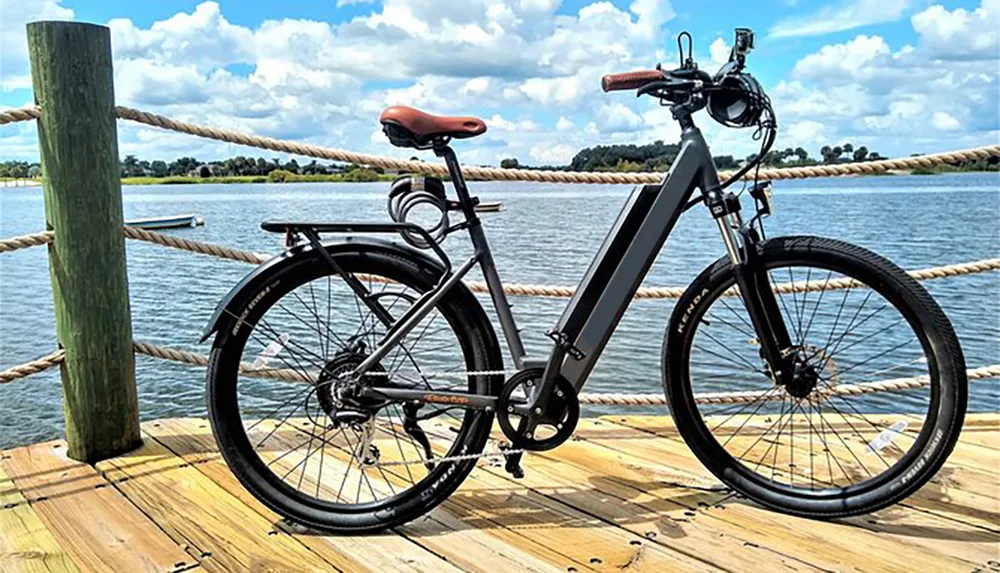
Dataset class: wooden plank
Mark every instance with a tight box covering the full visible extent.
[623,412,1000,475]
[218,417,722,572]
[0,462,81,573]
[587,417,999,570]
[420,420,826,573]
[93,435,340,573]
[0,441,192,573]
[606,414,1000,531]
[306,418,727,573]
[142,418,473,573]
[145,418,566,573]
[208,417,600,573]
[955,413,999,449]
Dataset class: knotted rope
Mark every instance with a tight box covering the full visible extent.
[4,340,996,408]
[0,106,41,125]
[3,104,997,184]
[0,350,64,384]
[123,226,269,265]
[116,227,1000,299]
[124,342,1000,405]
[4,224,998,299]
[0,231,54,254]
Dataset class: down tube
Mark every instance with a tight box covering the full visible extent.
[555,133,712,390]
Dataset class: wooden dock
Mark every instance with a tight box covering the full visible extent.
[1,414,996,572]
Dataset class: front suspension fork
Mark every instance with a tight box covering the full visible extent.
[720,215,795,386]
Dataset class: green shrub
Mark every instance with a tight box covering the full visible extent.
[342,168,380,182]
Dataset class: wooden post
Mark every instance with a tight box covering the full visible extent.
[27,21,141,462]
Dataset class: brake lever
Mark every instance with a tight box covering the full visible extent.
[636,80,692,98]
[670,68,713,83]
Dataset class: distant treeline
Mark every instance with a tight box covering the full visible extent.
[503,141,999,173]
[3,142,997,182]
[0,155,395,180]
[502,141,894,173]
[117,155,393,179]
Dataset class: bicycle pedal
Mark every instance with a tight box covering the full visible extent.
[499,445,525,479]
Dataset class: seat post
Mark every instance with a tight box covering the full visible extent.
[435,144,480,223]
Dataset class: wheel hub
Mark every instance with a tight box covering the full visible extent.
[786,357,819,398]
[782,345,840,399]
[314,343,386,426]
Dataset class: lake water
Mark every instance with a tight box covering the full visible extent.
[1,173,998,449]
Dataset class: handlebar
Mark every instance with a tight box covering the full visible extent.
[601,70,663,92]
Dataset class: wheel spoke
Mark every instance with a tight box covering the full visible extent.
[223,264,483,512]
[685,256,938,494]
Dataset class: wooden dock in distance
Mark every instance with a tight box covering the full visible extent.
[0,414,996,572]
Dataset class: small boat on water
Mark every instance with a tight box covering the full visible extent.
[125,213,205,230]
[474,201,503,213]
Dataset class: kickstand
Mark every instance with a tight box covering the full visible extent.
[499,443,524,479]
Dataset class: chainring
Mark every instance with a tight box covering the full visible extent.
[496,368,579,451]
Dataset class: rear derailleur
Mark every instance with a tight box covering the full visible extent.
[313,344,437,469]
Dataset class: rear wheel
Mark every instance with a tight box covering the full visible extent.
[207,246,502,532]
[664,236,966,518]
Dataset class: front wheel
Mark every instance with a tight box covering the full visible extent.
[664,236,967,518]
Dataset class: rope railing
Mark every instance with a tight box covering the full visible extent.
[0,230,54,254]
[5,340,996,407]
[2,103,998,403]
[115,227,1000,298]
[0,349,64,384]
[123,226,270,265]
[3,224,998,298]
[3,103,998,184]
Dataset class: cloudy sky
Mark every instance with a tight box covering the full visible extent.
[1,0,997,165]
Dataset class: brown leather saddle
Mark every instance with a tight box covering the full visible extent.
[380,106,487,149]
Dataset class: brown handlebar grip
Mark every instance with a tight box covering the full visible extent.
[601,70,663,92]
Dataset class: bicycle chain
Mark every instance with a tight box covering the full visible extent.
[367,443,528,468]
[359,369,518,380]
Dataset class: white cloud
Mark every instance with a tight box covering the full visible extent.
[792,35,893,82]
[2,0,995,166]
[109,2,254,70]
[529,142,575,164]
[784,120,828,145]
[931,111,961,131]
[487,114,538,132]
[777,0,998,154]
[770,0,910,38]
[556,116,575,131]
[595,102,642,132]
[709,37,731,67]
[911,0,999,60]
[1,0,74,90]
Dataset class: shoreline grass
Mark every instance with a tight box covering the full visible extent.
[5,167,996,188]
[120,171,400,185]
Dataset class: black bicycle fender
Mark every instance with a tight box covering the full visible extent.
[199,237,447,343]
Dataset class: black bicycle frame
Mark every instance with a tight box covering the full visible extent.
[306,114,795,414]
